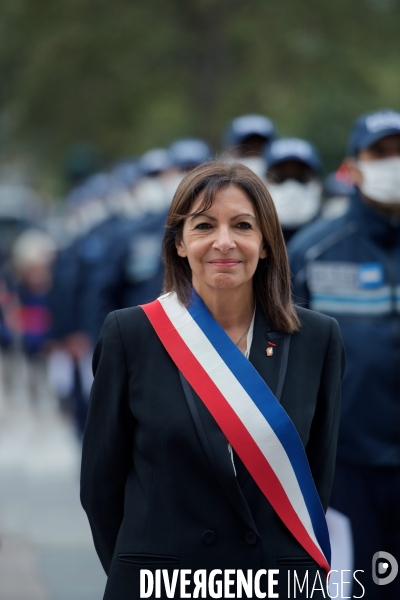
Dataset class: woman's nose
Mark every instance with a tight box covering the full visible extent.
[212,226,236,252]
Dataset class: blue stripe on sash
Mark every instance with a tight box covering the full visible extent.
[187,290,330,563]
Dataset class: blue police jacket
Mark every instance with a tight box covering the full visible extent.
[77,210,167,344]
[288,190,400,468]
[49,215,136,342]
[75,215,134,342]
[49,238,82,340]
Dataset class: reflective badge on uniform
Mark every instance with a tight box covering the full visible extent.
[308,262,360,292]
[307,261,390,316]
[358,263,384,289]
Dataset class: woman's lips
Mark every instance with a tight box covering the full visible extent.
[208,259,241,266]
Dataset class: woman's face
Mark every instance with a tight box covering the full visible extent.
[176,185,266,295]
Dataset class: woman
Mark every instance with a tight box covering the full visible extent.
[80,161,344,599]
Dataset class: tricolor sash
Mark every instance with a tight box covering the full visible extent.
[140,291,331,574]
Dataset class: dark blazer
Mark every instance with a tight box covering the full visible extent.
[80,303,345,599]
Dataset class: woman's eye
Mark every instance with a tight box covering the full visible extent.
[236,222,252,230]
[194,222,212,230]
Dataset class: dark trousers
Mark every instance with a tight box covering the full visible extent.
[330,461,400,599]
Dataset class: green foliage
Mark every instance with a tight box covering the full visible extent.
[0,0,399,179]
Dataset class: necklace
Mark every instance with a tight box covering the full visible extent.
[235,324,251,347]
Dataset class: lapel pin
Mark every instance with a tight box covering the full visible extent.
[266,347,273,357]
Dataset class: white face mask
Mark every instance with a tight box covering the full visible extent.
[358,157,400,203]
[237,156,266,179]
[267,179,322,228]
[161,172,185,201]
[134,177,169,214]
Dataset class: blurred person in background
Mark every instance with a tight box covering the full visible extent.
[168,137,212,179]
[322,165,354,220]
[73,166,160,347]
[223,113,276,178]
[48,176,114,433]
[0,171,48,406]
[135,148,175,214]
[66,172,142,432]
[264,137,323,243]
[168,138,212,169]
[288,108,400,599]
[11,229,57,408]
[111,158,143,219]
[0,175,44,282]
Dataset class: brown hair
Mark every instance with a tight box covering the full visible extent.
[162,161,300,333]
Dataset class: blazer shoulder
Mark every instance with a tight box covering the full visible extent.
[294,305,340,343]
[99,305,143,333]
[291,307,344,377]
[113,305,146,325]
[110,305,160,346]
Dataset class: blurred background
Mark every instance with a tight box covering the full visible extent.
[0,1,399,598]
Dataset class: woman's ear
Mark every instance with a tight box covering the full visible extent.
[259,243,267,260]
[175,237,187,258]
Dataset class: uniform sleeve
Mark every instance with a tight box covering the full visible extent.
[80,311,135,574]
[287,242,311,309]
[306,318,345,511]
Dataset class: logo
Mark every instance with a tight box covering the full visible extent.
[365,111,400,133]
[372,552,398,586]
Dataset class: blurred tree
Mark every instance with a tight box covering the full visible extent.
[0,0,399,182]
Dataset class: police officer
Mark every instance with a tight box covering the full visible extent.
[223,113,276,178]
[111,159,143,218]
[288,109,400,599]
[264,137,323,242]
[168,137,212,172]
[48,178,112,431]
[135,148,173,214]
[74,168,145,343]
[165,137,212,193]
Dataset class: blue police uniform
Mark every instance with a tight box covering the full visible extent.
[288,189,400,598]
[75,214,133,344]
[77,210,166,346]
[49,239,82,341]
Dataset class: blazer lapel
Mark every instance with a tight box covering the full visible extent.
[248,305,291,402]
[179,305,292,532]
[179,372,258,534]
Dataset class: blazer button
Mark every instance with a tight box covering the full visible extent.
[245,531,258,546]
[202,530,216,545]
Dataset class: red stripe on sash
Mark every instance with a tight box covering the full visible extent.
[141,299,330,573]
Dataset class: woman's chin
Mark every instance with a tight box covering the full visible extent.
[208,274,244,289]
